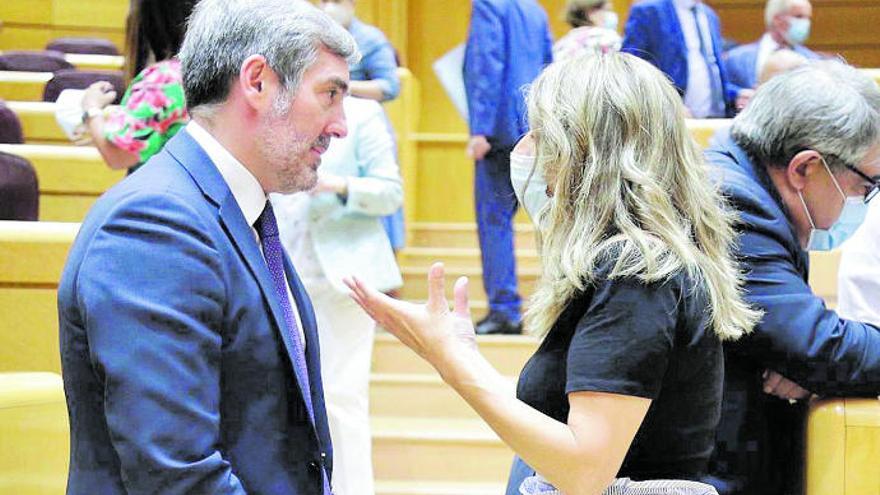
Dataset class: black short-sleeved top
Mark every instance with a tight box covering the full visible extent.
[515,263,723,480]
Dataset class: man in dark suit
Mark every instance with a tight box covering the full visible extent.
[704,60,880,495]
[724,0,818,107]
[464,0,553,335]
[622,0,735,117]
[57,1,358,493]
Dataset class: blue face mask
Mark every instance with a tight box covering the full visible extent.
[797,158,869,251]
[785,17,811,45]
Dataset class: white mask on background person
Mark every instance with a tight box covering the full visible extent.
[322,2,354,29]
[602,11,620,31]
[510,152,551,230]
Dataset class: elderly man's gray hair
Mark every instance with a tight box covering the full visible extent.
[731,59,880,171]
[764,0,803,28]
[179,0,360,111]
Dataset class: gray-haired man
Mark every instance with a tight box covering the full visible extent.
[704,60,880,495]
[58,0,359,493]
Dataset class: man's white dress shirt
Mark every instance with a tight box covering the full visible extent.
[187,120,306,346]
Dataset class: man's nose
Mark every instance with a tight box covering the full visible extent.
[326,110,348,139]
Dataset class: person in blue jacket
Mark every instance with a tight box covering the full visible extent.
[464,0,553,335]
[622,0,735,117]
[723,0,819,111]
[703,59,880,495]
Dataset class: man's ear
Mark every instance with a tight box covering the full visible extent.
[786,149,821,192]
[238,55,274,112]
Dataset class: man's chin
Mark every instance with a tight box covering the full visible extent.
[277,170,319,195]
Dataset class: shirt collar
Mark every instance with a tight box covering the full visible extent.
[186,121,267,228]
[674,0,699,11]
[759,32,782,51]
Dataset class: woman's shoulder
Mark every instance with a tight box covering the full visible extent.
[132,59,184,87]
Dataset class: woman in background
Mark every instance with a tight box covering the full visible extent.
[345,53,759,495]
[80,0,194,172]
[553,0,622,62]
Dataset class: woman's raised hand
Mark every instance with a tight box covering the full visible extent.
[343,262,477,368]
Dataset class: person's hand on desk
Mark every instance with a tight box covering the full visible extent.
[763,369,814,403]
[467,135,492,161]
[344,262,478,369]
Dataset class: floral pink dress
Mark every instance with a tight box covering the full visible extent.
[104,59,188,172]
[552,26,622,62]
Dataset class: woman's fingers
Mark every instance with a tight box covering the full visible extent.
[452,276,471,319]
[425,262,449,314]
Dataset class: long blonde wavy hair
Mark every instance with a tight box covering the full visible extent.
[523,52,761,340]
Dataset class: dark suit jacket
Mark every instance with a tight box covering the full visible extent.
[58,129,333,494]
[703,130,880,495]
[723,40,819,95]
[622,0,736,113]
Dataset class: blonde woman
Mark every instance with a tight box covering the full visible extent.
[345,53,759,495]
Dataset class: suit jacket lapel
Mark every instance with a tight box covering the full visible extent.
[663,0,688,92]
[166,129,316,429]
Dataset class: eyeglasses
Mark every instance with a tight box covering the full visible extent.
[806,149,880,204]
[842,163,880,204]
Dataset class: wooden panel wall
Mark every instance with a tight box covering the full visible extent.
[0,0,128,52]
[710,0,880,67]
[403,0,624,223]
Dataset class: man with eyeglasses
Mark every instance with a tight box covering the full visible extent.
[701,59,880,495]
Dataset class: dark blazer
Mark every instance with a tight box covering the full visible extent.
[703,130,880,495]
[622,0,736,112]
[58,129,333,494]
[723,40,819,94]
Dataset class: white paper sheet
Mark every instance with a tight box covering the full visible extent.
[432,44,469,122]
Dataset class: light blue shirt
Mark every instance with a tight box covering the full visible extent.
[348,18,400,101]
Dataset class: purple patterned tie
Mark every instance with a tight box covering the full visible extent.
[255,201,332,495]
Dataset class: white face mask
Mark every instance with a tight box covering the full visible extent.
[602,11,619,31]
[510,152,551,230]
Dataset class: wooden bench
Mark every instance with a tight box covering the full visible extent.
[0,144,124,221]
[0,52,124,71]
[0,71,53,101]
[0,0,127,53]
[0,221,77,374]
[4,101,67,143]
[0,372,69,494]
[806,398,880,495]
